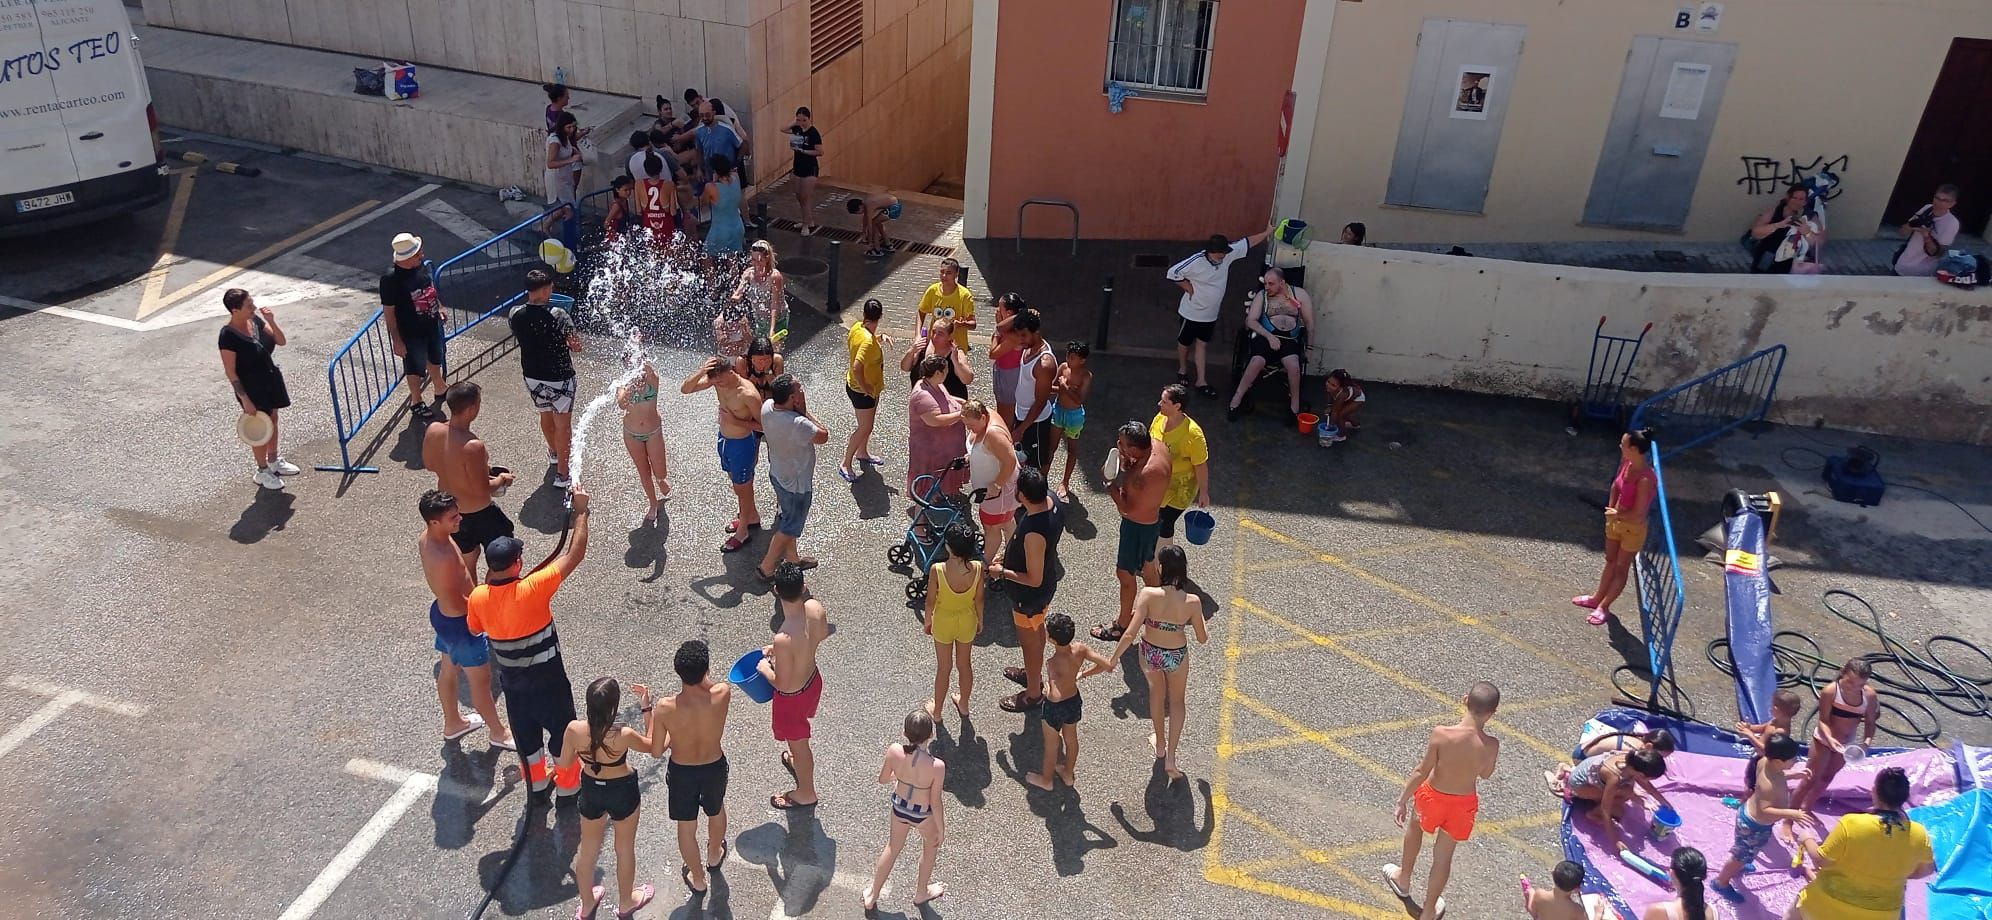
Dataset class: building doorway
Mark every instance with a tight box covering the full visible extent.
[1883,38,1992,235]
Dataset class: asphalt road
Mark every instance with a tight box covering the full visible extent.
[1,143,1987,920]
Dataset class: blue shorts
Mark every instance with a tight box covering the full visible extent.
[771,476,813,538]
[884,200,903,221]
[717,433,759,486]
[1051,403,1085,439]
[429,601,489,668]
[1730,808,1777,864]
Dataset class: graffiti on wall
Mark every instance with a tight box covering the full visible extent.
[1738,155,1849,198]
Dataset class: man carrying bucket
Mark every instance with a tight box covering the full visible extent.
[466,490,592,805]
[1149,384,1211,550]
[760,563,827,810]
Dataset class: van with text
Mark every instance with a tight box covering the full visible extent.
[0,0,166,234]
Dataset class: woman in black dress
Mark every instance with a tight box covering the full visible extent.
[217,288,294,490]
[789,106,824,236]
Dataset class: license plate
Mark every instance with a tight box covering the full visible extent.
[16,192,74,213]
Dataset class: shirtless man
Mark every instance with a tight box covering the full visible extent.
[1092,421,1171,643]
[422,382,517,576]
[649,639,732,897]
[416,489,513,749]
[1384,681,1503,920]
[760,563,828,809]
[681,357,764,552]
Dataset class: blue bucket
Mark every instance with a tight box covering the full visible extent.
[1651,804,1682,841]
[729,649,774,704]
[1183,509,1216,546]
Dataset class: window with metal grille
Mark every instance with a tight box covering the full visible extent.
[811,0,863,72]
[1106,0,1218,97]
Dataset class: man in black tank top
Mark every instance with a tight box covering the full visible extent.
[987,468,1064,712]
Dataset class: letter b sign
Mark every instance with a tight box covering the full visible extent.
[1675,8,1693,28]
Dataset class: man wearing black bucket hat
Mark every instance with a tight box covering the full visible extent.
[1166,227,1270,398]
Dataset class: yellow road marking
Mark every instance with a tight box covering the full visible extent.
[1205,866,1404,919]
[136,199,380,319]
[1233,598,1569,760]
[1231,811,1564,876]
[137,170,197,316]
[1223,692,1586,757]
[1206,483,1248,875]
[1238,517,1619,690]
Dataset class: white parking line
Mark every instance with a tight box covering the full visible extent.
[0,678,149,759]
[277,760,440,920]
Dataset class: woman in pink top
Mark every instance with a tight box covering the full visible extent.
[1575,428,1657,626]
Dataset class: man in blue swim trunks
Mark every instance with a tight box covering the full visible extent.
[417,489,513,749]
[682,356,765,552]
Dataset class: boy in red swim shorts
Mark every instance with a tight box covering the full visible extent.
[1384,681,1502,920]
[760,563,828,809]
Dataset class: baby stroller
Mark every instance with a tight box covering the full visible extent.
[887,458,982,600]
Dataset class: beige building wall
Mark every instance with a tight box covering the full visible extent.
[748,0,971,194]
[1299,0,1992,244]
[140,0,753,108]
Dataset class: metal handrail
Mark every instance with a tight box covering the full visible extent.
[1016,198,1079,256]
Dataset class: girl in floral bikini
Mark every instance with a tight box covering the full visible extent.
[1105,545,1207,779]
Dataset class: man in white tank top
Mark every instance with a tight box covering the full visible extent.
[1009,310,1057,472]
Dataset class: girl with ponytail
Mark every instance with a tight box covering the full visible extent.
[556,676,658,918]
[1790,766,1935,919]
[1641,846,1708,920]
[864,710,947,912]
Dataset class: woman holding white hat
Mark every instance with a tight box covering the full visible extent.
[218,288,296,490]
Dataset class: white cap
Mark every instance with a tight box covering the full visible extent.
[391,232,423,260]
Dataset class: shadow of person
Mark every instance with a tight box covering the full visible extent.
[664,866,733,920]
[1603,612,1653,675]
[935,715,991,808]
[228,489,295,543]
[851,468,894,520]
[432,743,517,850]
[386,410,429,470]
[735,810,838,918]
[1109,771,1213,852]
[1060,493,1099,541]
[625,514,670,582]
[1106,642,1151,720]
[1179,572,1221,621]
[992,725,1118,875]
[474,801,582,916]
[517,482,571,534]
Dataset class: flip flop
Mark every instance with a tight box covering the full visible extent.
[577,884,604,920]
[1089,623,1125,642]
[912,884,946,907]
[614,884,654,919]
[1380,863,1410,900]
[444,714,486,741]
[722,532,751,553]
[1711,882,1746,904]
[706,838,730,872]
[680,866,707,897]
[781,749,796,774]
[837,468,858,483]
[1004,666,1027,686]
[770,793,817,810]
[796,557,818,570]
[997,692,1040,713]
[1572,595,1601,609]
[860,455,887,466]
[491,735,518,752]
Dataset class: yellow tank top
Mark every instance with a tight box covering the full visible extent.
[931,561,981,618]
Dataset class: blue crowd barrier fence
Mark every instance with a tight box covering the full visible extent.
[316,202,571,474]
[1626,345,1787,459]
[1632,440,1688,712]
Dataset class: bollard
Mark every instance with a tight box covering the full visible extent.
[825,240,843,313]
[754,200,769,236]
[1094,274,1114,352]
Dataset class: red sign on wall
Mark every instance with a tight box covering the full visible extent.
[1277,91,1296,156]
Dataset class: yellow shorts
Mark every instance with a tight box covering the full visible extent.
[1605,517,1647,553]
[929,608,978,646]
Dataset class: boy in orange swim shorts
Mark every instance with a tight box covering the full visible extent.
[1384,682,1503,920]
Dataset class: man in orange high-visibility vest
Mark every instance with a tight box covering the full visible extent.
[467,490,592,804]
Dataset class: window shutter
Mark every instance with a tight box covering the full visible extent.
[811,0,864,72]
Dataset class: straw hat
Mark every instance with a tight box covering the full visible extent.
[237,411,274,447]
[391,232,423,260]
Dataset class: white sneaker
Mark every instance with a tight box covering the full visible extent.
[269,457,301,476]
[547,450,559,467]
[553,474,572,489]
[254,468,286,490]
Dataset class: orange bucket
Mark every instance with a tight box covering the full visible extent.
[1296,412,1320,434]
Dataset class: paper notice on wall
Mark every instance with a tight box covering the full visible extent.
[1658,62,1711,120]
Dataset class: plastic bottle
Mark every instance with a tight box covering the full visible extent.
[554,66,566,86]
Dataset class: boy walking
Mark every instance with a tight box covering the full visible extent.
[1384,681,1503,920]
[652,640,732,896]
[1024,613,1111,790]
[1711,732,1809,903]
[761,564,828,810]
[1047,342,1093,499]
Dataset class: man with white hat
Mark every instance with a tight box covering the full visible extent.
[380,232,450,419]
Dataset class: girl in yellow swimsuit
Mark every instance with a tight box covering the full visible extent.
[922,527,984,720]
[617,358,670,523]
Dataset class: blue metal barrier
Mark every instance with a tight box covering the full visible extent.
[1627,345,1787,459]
[1632,440,1688,711]
[315,202,569,474]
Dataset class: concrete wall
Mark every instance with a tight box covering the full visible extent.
[1300,0,1992,245]
[141,0,751,109]
[1296,244,1992,445]
[139,25,633,192]
[747,0,971,194]
[986,0,1304,241]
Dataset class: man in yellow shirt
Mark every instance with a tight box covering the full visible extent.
[841,298,892,481]
[1150,384,1211,547]
[916,258,975,352]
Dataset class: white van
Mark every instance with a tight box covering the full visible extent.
[0,0,166,234]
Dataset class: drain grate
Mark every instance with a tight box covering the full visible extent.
[766,217,953,258]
